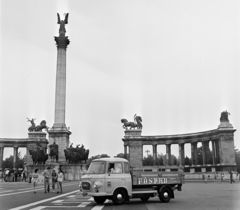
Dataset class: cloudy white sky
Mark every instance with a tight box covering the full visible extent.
[1,0,240,160]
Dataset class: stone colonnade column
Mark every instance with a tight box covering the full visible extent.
[179,143,185,166]
[211,141,216,165]
[194,143,198,165]
[13,146,18,170]
[0,147,4,171]
[152,144,157,166]
[191,143,195,165]
[202,141,206,165]
[166,144,171,165]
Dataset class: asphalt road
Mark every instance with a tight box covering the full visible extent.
[0,181,239,210]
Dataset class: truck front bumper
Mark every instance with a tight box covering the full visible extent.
[81,191,108,197]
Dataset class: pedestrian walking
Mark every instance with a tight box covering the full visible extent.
[32,169,39,193]
[57,168,64,194]
[14,170,18,182]
[43,167,51,193]
[204,173,208,184]
[22,171,27,182]
[214,172,218,183]
[51,169,57,192]
[229,170,235,184]
[236,172,239,183]
[221,172,225,183]
[29,170,32,183]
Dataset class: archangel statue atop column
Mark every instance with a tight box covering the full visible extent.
[57,13,69,35]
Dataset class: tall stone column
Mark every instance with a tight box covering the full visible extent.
[0,147,4,171]
[48,14,71,163]
[13,147,18,170]
[166,144,171,165]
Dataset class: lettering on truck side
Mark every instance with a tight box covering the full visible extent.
[138,177,168,185]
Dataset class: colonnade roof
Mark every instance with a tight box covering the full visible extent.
[0,138,48,147]
[123,128,236,144]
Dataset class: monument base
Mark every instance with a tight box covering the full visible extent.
[48,128,71,163]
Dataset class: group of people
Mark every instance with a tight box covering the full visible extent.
[32,167,64,194]
[1,169,27,182]
[202,171,239,183]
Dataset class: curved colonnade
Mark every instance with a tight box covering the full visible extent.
[123,121,237,172]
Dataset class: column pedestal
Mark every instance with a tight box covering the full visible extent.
[48,128,71,163]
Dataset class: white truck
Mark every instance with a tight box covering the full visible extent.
[79,157,184,205]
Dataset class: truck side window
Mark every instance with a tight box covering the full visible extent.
[108,163,115,173]
[114,163,123,174]
[124,162,129,173]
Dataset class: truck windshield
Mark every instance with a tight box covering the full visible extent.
[87,161,106,174]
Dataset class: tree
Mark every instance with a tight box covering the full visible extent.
[142,155,154,166]
[2,152,24,170]
[86,154,110,165]
[114,153,129,159]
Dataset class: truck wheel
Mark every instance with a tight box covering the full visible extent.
[159,187,171,203]
[112,189,127,205]
[140,196,150,202]
[93,196,106,204]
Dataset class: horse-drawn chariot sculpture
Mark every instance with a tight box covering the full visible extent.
[121,114,143,130]
[27,118,49,132]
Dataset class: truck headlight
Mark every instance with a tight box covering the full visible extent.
[93,181,103,190]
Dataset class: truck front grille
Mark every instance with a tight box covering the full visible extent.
[82,181,91,190]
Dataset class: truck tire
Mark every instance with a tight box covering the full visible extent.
[158,187,172,203]
[140,196,150,202]
[93,196,106,204]
[112,189,127,205]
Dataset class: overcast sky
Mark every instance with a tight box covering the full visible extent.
[1,0,240,160]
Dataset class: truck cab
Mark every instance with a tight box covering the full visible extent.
[79,157,184,205]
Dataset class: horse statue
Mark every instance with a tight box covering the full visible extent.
[35,120,49,132]
[220,110,230,122]
[64,144,89,163]
[27,118,36,132]
[49,142,59,162]
[121,114,143,130]
[29,143,48,164]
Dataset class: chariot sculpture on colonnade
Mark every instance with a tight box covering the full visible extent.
[121,114,143,130]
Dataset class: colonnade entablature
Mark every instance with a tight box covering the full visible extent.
[0,132,48,171]
[122,118,237,173]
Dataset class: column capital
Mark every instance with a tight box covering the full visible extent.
[54,36,70,49]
